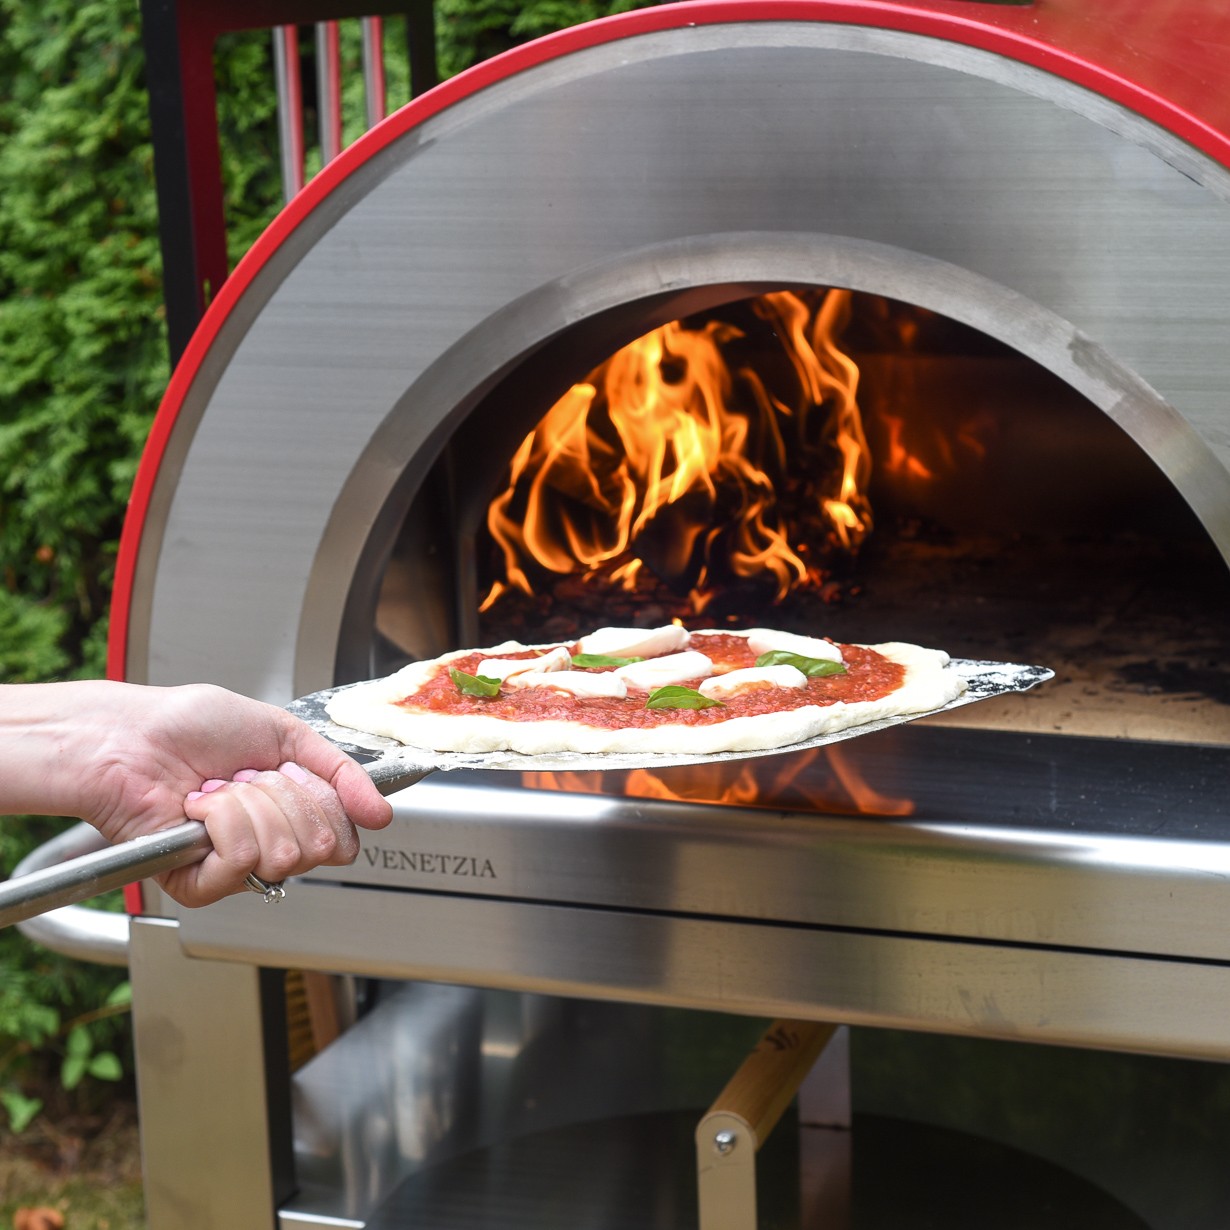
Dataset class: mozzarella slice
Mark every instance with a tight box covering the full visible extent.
[575,624,690,660]
[744,628,843,665]
[698,664,808,701]
[505,670,629,699]
[614,650,714,692]
[476,645,571,682]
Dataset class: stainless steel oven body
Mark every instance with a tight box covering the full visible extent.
[108,7,1230,1227]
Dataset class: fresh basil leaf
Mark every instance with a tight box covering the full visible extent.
[754,650,848,677]
[571,653,645,669]
[449,668,502,697]
[645,685,724,710]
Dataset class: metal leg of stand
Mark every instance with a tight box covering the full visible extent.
[695,1019,837,1230]
[129,917,292,1229]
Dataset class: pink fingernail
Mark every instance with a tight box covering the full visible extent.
[186,790,205,802]
[201,779,228,792]
[279,761,310,784]
[232,769,259,783]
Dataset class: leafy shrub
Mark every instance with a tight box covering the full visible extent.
[436,0,661,77]
[0,1,169,684]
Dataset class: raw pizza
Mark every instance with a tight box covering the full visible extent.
[325,625,967,757]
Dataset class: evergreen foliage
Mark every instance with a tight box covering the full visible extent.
[0,1,166,682]
[435,0,660,77]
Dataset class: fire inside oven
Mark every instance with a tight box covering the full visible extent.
[371,285,1230,803]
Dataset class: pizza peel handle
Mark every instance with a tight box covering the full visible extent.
[0,820,213,930]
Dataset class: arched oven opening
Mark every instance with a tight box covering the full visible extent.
[368,285,1230,775]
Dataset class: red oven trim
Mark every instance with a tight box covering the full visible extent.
[108,0,1230,685]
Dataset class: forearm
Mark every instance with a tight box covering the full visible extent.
[0,680,130,820]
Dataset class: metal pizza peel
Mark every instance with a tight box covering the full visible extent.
[0,658,1051,928]
[289,657,1053,783]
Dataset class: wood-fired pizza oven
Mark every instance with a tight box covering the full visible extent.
[87,2,1230,1226]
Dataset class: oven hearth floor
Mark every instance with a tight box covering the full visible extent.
[470,528,1230,746]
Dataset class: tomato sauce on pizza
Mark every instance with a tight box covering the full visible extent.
[397,636,904,730]
[325,623,964,757]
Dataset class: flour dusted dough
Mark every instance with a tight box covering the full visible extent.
[325,627,966,757]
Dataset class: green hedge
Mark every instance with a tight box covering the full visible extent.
[0,2,292,684]
[435,0,656,75]
[0,1,164,683]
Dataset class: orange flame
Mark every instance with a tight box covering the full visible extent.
[881,414,935,482]
[481,289,873,611]
[879,409,993,486]
[521,744,912,817]
[822,745,914,817]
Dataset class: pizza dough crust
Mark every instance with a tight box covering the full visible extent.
[325,631,965,757]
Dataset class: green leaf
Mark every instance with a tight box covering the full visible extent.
[88,1051,124,1081]
[0,1090,44,1134]
[645,685,724,710]
[754,650,848,678]
[449,668,502,698]
[571,653,644,669]
[65,1023,92,1058]
[105,980,133,1007]
[61,1053,87,1091]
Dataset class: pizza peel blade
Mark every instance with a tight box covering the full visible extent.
[0,658,1050,928]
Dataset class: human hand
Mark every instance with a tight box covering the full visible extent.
[3,680,393,907]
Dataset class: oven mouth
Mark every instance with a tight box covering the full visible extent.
[351,278,1230,750]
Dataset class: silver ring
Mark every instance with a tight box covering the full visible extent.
[244,873,286,903]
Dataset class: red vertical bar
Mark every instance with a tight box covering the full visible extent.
[175,7,230,310]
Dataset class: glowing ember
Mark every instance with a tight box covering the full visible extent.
[481,289,873,615]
